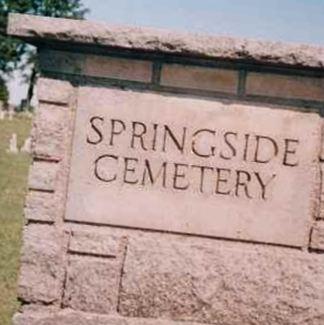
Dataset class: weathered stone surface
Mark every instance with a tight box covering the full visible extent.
[310,222,324,250]
[7,14,324,70]
[246,72,324,101]
[13,309,206,325]
[63,256,121,313]
[28,161,58,191]
[161,64,238,93]
[33,103,68,160]
[119,236,324,325]
[37,77,73,105]
[66,86,321,247]
[18,224,63,304]
[69,230,122,257]
[24,191,56,222]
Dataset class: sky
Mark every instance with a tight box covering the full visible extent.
[8,0,324,105]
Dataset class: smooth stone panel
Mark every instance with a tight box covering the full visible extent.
[65,87,321,247]
[161,64,238,93]
[246,72,324,101]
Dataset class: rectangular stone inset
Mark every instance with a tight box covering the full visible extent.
[246,72,324,101]
[65,87,321,247]
[85,56,153,82]
[161,64,238,93]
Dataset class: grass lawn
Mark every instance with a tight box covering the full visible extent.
[0,114,32,325]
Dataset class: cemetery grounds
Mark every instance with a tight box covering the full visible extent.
[0,114,32,325]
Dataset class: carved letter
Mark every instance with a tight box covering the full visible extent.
[109,119,126,146]
[173,163,189,190]
[123,157,139,184]
[163,125,187,154]
[192,129,216,158]
[220,131,237,160]
[254,172,276,200]
[87,116,104,145]
[235,170,252,199]
[94,154,118,182]
[141,159,167,187]
[253,135,278,164]
[131,121,148,151]
[215,168,231,195]
[283,138,299,167]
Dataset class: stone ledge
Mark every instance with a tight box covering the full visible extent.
[13,309,206,325]
[7,13,324,70]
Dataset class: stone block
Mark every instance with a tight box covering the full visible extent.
[310,222,324,250]
[33,103,68,160]
[63,255,121,313]
[37,78,73,105]
[119,236,324,325]
[28,161,58,192]
[69,229,122,257]
[18,224,63,304]
[246,72,324,101]
[85,55,153,82]
[161,64,238,93]
[24,191,56,222]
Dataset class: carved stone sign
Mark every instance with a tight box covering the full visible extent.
[8,13,324,325]
[66,87,321,247]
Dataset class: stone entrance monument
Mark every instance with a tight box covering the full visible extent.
[8,13,324,325]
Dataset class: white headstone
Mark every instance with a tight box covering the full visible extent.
[8,133,18,154]
[8,106,15,121]
[0,101,4,120]
[21,137,32,153]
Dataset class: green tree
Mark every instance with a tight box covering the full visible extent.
[0,77,8,105]
[0,0,88,109]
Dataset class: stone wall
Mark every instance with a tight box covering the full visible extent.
[8,14,324,325]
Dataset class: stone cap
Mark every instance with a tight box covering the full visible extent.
[7,13,324,70]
